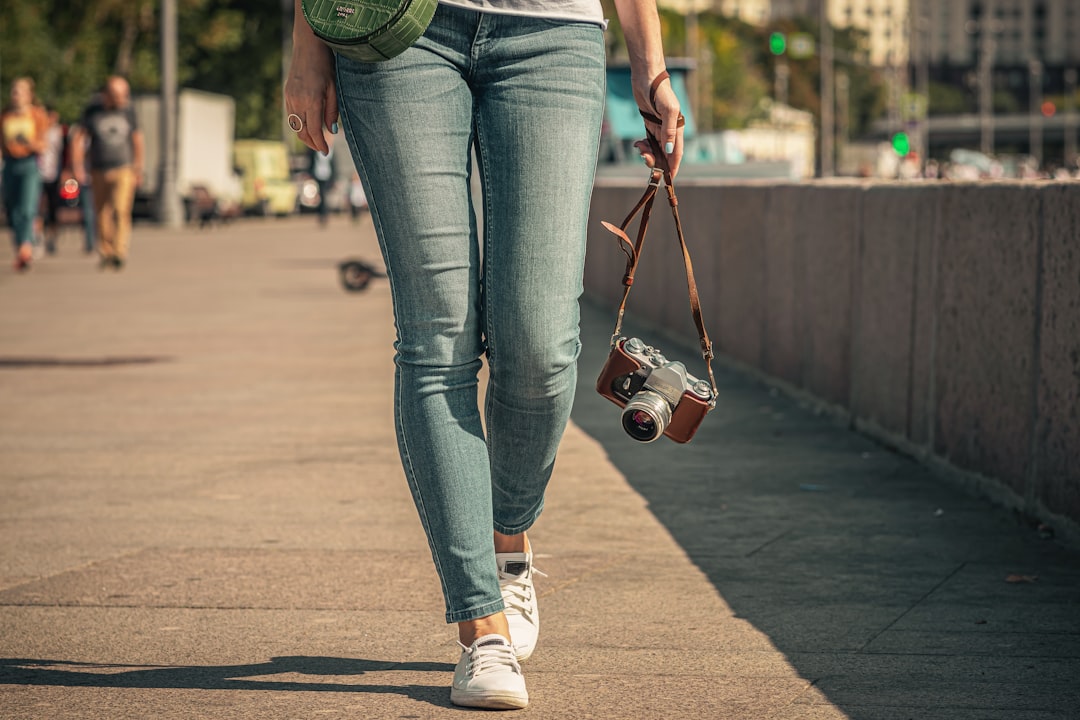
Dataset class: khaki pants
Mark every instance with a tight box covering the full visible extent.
[90,166,136,260]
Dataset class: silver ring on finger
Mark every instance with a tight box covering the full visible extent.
[287,113,304,133]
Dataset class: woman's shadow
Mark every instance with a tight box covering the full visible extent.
[0,656,454,706]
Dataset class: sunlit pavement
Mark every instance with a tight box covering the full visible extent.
[1,215,1078,719]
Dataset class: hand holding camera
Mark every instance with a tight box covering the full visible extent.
[595,139,717,444]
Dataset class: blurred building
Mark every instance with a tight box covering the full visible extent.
[913,0,1080,67]
[714,0,772,25]
[826,0,910,67]
[909,0,1080,123]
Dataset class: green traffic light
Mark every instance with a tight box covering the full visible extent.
[769,32,787,56]
[892,132,911,156]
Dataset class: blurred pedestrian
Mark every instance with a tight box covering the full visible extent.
[70,77,144,271]
[64,118,97,254]
[38,106,64,255]
[309,137,337,226]
[2,77,51,272]
[286,0,683,710]
[77,181,97,254]
[348,170,367,221]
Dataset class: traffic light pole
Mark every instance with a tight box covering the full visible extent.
[914,0,930,173]
[977,5,998,158]
[775,59,789,107]
[820,1,834,177]
[1066,68,1078,170]
[1029,59,1043,168]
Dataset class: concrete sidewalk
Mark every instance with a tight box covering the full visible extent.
[1,217,1078,719]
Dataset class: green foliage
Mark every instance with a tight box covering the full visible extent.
[598,2,886,136]
[928,81,968,116]
[0,0,284,139]
[601,0,769,130]
[993,89,1020,115]
[746,17,886,138]
[702,21,768,129]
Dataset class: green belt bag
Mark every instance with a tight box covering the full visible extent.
[302,0,438,62]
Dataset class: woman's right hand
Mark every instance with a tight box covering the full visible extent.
[285,22,339,155]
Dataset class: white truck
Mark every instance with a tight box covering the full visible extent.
[134,89,241,221]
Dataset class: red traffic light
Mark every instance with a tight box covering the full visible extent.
[1041,101,1056,118]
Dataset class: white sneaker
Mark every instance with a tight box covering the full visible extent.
[450,634,528,710]
[497,552,546,662]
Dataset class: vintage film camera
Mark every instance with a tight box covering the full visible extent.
[596,337,714,444]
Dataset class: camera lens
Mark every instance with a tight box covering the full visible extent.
[620,391,672,443]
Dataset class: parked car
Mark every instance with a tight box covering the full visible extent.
[233,140,298,216]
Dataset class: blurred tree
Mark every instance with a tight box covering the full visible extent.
[747,17,886,139]
[929,81,968,116]
[0,0,283,139]
[177,0,285,139]
[598,3,885,136]
[696,15,769,130]
[993,89,1020,115]
[601,1,768,130]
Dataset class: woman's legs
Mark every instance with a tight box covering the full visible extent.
[337,8,500,627]
[335,6,604,635]
[3,157,42,255]
[472,16,606,537]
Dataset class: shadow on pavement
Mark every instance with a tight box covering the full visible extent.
[0,356,172,369]
[571,298,1080,719]
[0,656,453,705]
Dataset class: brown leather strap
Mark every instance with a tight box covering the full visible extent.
[638,70,686,177]
[601,146,718,405]
[639,71,686,128]
[648,70,670,110]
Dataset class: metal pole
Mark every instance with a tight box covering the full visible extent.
[1066,68,1078,170]
[687,7,700,135]
[1029,59,1043,169]
[836,69,849,168]
[820,0,834,177]
[158,0,183,227]
[978,5,996,157]
[775,59,790,107]
[699,41,713,133]
[915,0,931,172]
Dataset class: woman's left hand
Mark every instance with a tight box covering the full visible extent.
[633,73,684,179]
[285,25,339,155]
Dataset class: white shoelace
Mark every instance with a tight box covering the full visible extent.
[459,638,522,678]
[499,564,547,618]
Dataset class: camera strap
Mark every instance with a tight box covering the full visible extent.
[600,73,718,405]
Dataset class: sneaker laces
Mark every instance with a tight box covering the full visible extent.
[499,563,547,618]
[458,637,522,678]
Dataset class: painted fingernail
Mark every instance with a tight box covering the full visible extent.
[664,141,674,154]
[331,121,339,134]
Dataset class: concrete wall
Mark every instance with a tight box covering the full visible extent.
[584,179,1080,535]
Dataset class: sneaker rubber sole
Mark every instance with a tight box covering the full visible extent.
[449,688,529,710]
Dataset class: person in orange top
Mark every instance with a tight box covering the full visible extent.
[2,77,51,271]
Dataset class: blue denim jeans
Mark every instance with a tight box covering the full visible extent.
[336,4,605,623]
[2,155,42,251]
